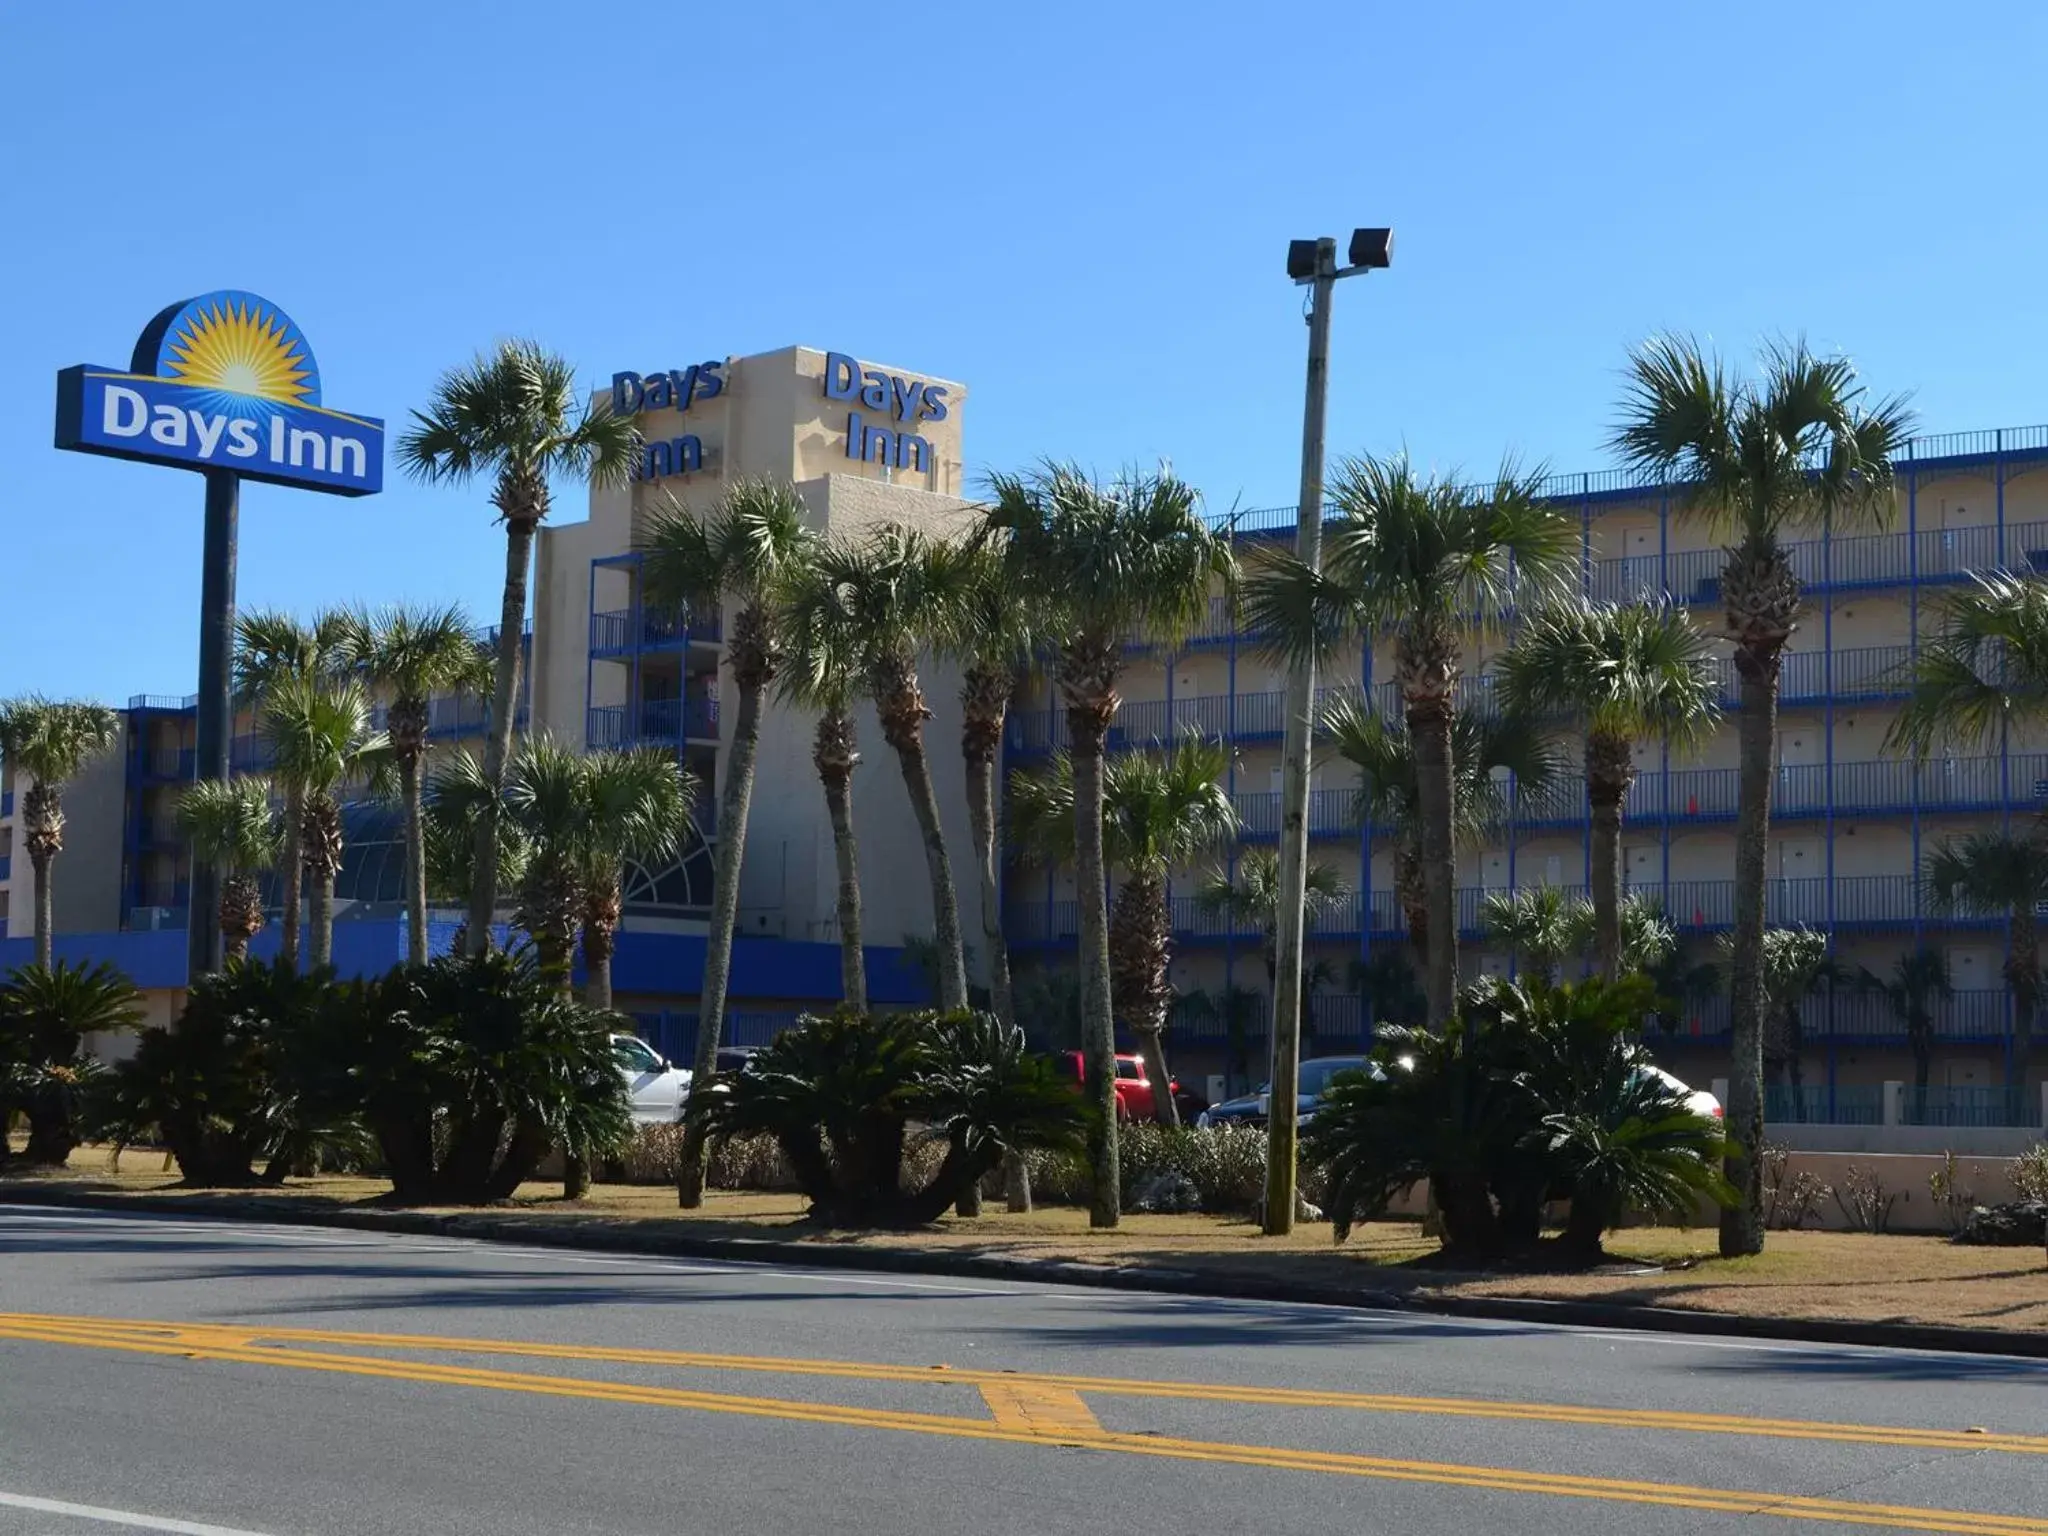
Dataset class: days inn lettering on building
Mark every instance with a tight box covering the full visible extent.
[611,362,726,481]
[604,351,954,483]
[822,351,949,472]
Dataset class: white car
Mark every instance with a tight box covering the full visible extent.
[1642,1064,1723,1122]
[611,1033,692,1124]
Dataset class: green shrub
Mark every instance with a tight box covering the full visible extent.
[103,960,351,1187]
[1017,1124,1322,1218]
[1306,974,1730,1261]
[0,960,143,1168]
[342,951,632,1204]
[691,1009,1086,1226]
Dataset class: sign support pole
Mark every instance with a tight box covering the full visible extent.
[188,467,238,980]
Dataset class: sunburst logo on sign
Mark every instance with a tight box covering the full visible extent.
[154,292,321,417]
[55,288,383,496]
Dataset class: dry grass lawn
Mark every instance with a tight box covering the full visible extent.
[9,1145,2044,1336]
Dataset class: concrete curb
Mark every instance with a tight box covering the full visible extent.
[7,1184,2045,1361]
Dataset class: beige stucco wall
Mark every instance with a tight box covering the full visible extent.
[526,344,985,973]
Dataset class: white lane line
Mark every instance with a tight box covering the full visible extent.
[0,1489,285,1535]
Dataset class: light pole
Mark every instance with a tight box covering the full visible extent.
[1264,227,1391,1237]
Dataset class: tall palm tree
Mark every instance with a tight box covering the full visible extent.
[984,464,1232,1227]
[1481,887,1676,986]
[500,734,589,986]
[1925,832,2048,1088]
[0,698,121,968]
[780,550,872,1013]
[338,604,490,965]
[811,525,971,1008]
[260,676,385,968]
[638,477,816,1208]
[235,610,349,971]
[1478,886,1582,984]
[939,534,1037,1032]
[1245,455,1578,1027]
[1193,848,1349,991]
[398,340,639,954]
[174,776,281,964]
[1868,947,1954,1094]
[422,747,529,955]
[579,746,696,1011]
[1319,698,1565,968]
[1493,598,1720,977]
[1010,737,1238,1125]
[1615,336,1912,1258]
[1892,571,2048,762]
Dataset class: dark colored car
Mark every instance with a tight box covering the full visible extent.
[1196,1055,1380,1129]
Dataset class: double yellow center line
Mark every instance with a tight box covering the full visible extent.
[3,1312,2041,1536]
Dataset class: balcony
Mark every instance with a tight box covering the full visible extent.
[1517,750,2048,830]
[1013,874,1953,950]
[590,607,724,658]
[587,697,720,749]
[1233,787,1360,840]
[1007,688,1343,756]
[0,789,10,818]
[0,853,10,881]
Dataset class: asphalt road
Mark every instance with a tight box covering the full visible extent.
[2,1204,2045,1536]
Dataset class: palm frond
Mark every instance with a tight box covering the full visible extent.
[1493,596,1721,748]
[1888,571,2048,755]
[983,462,1231,653]
[398,339,638,494]
[174,776,281,874]
[0,697,122,785]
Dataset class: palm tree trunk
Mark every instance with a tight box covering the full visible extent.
[1409,702,1458,1027]
[676,669,766,1209]
[279,785,303,971]
[1070,713,1121,1229]
[1395,846,1428,968]
[30,851,53,971]
[965,680,1027,1211]
[1109,870,1178,1128]
[821,758,868,1014]
[400,750,428,967]
[309,872,334,968]
[1586,730,1634,980]
[964,749,1015,1029]
[813,707,867,1013]
[468,514,535,956]
[1722,644,1780,1259]
[582,909,616,1013]
[2008,908,2037,1091]
[891,731,968,1011]
[23,782,59,971]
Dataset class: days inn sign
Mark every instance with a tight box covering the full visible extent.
[51,289,383,977]
[55,290,384,494]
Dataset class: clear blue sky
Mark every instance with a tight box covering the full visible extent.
[5,1,2044,702]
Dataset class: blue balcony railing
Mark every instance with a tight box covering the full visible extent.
[0,789,10,819]
[0,853,10,882]
[1764,1085,1886,1126]
[1017,873,1957,951]
[1652,990,2025,1045]
[1008,688,1344,756]
[1902,1085,2040,1128]
[590,607,723,657]
[587,697,720,749]
[1233,788,1359,840]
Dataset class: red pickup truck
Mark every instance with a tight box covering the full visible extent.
[1051,1051,1207,1123]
